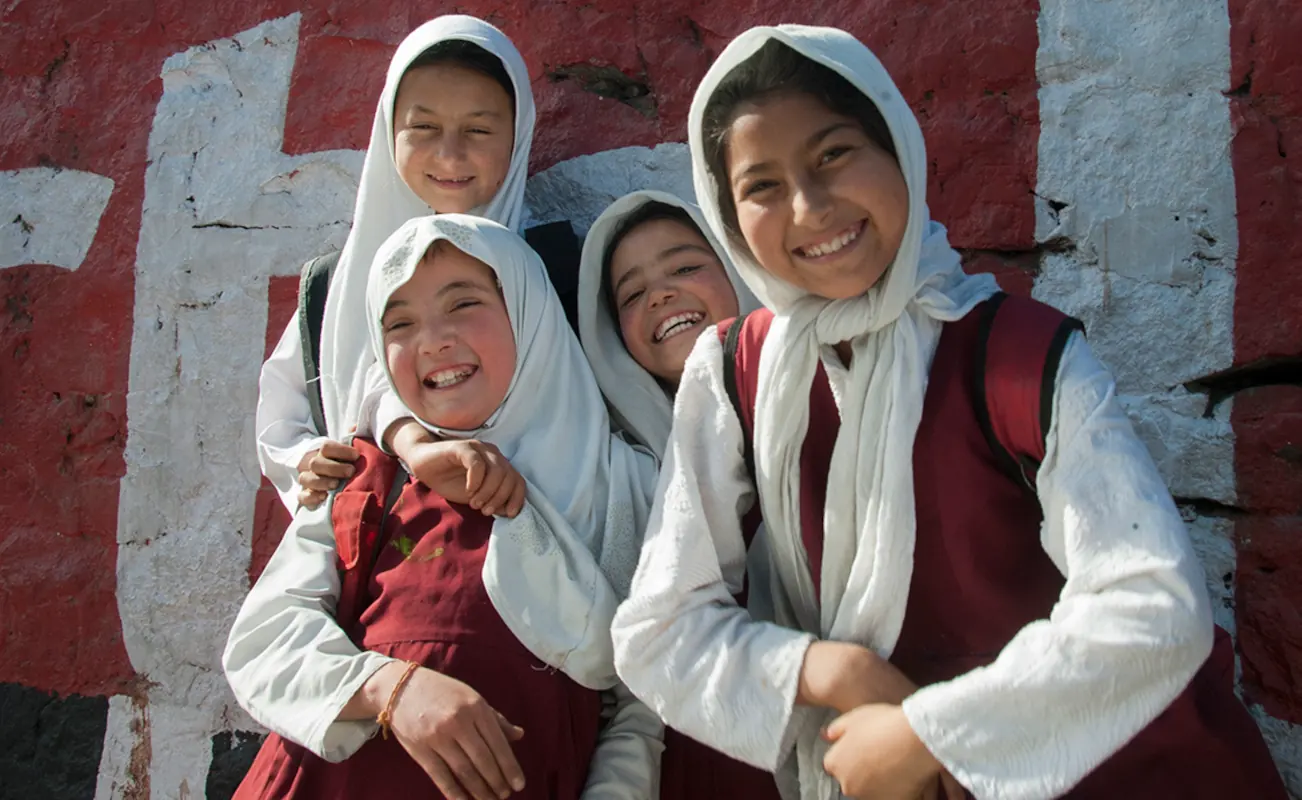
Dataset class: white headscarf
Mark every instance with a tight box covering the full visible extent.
[320,15,535,440]
[367,214,659,689]
[689,25,998,792]
[578,190,759,458]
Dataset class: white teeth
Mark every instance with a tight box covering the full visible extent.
[802,225,861,258]
[425,367,474,388]
[654,312,705,343]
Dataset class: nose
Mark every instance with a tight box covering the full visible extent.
[434,131,467,163]
[416,320,456,355]
[647,281,678,309]
[791,172,832,228]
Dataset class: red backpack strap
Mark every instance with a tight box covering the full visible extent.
[973,292,1085,493]
[329,438,406,629]
[717,310,775,487]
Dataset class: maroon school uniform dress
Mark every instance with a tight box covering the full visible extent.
[235,440,604,800]
[726,299,1287,799]
[658,506,784,800]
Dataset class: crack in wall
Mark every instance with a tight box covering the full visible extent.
[1186,357,1302,416]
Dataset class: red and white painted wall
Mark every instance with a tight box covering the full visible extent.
[1,0,1298,797]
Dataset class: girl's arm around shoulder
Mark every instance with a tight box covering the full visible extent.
[580,683,665,800]
[901,331,1214,800]
[222,500,398,762]
[257,310,330,510]
[611,329,816,772]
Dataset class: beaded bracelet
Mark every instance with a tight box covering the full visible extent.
[377,661,420,740]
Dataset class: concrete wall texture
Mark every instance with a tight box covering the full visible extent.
[0,0,1298,797]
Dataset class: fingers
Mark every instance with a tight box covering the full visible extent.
[463,449,488,497]
[496,711,525,741]
[297,488,326,510]
[478,712,526,792]
[308,455,355,480]
[319,440,361,462]
[406,746,470,800]
[941,772,966,800]
[442,740,506,800]
[480,466,520,518]
[503,476,526,519]
[470,463,506,515]
[823,713,849,742]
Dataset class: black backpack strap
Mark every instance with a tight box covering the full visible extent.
[722,312,756,486]
[297,251,341,435]
[525,221,582,334]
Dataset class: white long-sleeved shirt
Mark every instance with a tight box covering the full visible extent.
[224,495,663,798]
[611,330,1213,800]
[256,313,329,512]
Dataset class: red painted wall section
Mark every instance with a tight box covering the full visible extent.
[0,0,1038,700]
[1228,0,1302,724]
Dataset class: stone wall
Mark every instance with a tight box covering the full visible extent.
[1,0,1298,796]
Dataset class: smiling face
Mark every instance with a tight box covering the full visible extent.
[393,62,516,214]
[381,242,516,430]
[724,90,909,301]
[608,217,740,385]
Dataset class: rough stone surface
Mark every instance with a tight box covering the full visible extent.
[1233,383,1302,516]
[1184,511,1239,637]
[0,683,108,800]
[0,168,114,270]
[1228,0,1302,366]
[205,731,265,800]
[1237,514,1302,724]
[1,0,1299,795]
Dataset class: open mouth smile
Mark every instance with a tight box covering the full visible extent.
[428,175,475,189]
[653,311,706,344]
[422,365,477,389]
[793,220,867,259]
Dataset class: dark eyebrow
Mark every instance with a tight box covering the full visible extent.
[408,104,504,120]
[807,121,859,149]
[436,279,494,297]
[655,242,715,262]
[382,298,408,316]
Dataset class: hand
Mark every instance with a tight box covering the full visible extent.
[350,663,527,800]
[797,641,917,714]
[296,440,360,509]
[400,438,526,519]
[822,704,944,800]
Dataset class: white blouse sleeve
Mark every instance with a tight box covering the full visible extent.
[222,500,397,761]
[353,360,412,455]
[901,332,1215,800]
[611,330,816,772]
[256,311,330,511]
[580,683,664,800]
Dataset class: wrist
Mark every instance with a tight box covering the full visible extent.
[798,641,872,710]
[385,418,421,455]
[895,705,942,781]
[360,660,406,717]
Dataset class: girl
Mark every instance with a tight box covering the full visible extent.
[256,16,537,511]
[225,214,663,800]
[579,191,781,800]
[610,25,1286,800]
[578,190,755,456]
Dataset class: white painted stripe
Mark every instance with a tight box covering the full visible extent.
[114,14,360,791]
[94,695,144,800]
[0,167,113,270]
[1034,0,1238,504]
